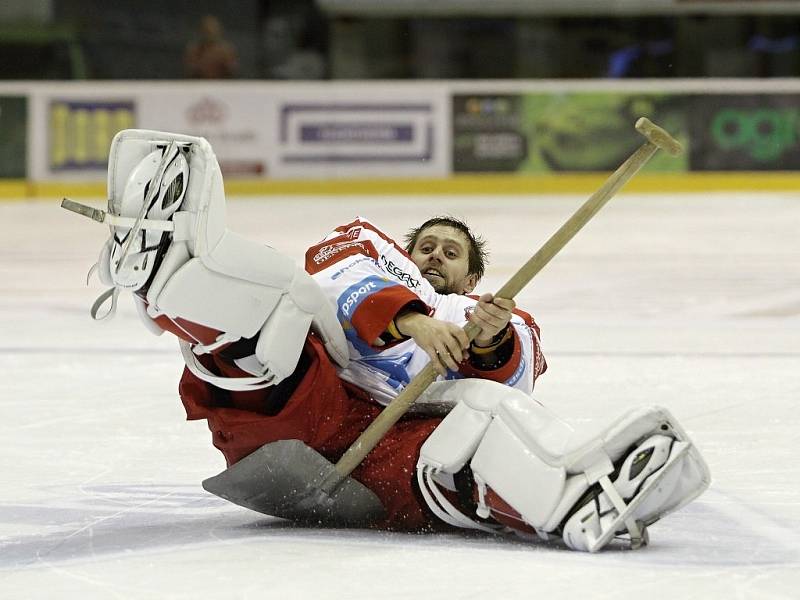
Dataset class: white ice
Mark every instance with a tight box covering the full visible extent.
[1,193,798,599]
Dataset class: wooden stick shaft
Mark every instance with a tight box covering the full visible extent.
[318,362,440,493]
[496,141,657,299]
[322,125,673,495]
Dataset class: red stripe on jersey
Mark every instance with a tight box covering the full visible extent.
[533,340,547,379]
[334,219,363,236]
[511,307,547,379]
[336,218,415,261]
[512,306,544,343]
[350,285,426,346]
[305,236,379,275]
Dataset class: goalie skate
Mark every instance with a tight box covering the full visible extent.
[561,433,694,552]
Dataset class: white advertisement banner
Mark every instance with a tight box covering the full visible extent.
[24,82,448,182]
[27,84,274,182]
[137,89,272,178]
[268,86,449,179]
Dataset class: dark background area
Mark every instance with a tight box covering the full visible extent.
[2,0,800,80]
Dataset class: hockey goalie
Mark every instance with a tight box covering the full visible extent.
[64,129,710,553]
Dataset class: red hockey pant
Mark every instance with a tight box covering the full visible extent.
[178,335,443,531]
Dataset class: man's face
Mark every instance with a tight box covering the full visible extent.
[409,225,478,295]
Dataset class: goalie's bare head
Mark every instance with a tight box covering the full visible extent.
[109,144,189,291]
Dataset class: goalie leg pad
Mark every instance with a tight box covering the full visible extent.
[84,129,349,389]
[417,381,711,551]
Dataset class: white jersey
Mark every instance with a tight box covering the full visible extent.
[305,217,547,405]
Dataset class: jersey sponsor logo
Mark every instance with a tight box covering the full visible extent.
[380,255,421,290]
[337,275,393,318]
[341,281,377,317]
[306,237,379,274]
[345,226,362,239]
[330,256,372,280]
[313,240,369,265]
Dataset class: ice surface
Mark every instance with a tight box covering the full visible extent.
[1,193,798,599]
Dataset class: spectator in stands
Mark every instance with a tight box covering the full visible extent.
[184,15,239,79]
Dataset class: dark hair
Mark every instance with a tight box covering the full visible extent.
[404,216,488,280]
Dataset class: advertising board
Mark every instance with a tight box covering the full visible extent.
[454,91,690,173]
[0,96,27,178]
[687,94,800,171]
[9,81,800,192]
[48,99,135,172]
[455,89,800,173]
[137,91,270,177]
[270,87,449,179]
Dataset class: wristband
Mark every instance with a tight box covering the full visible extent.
[386,318,405,341]
[470,326,511,353]
[468,329,515,371]
[379,318,409,345]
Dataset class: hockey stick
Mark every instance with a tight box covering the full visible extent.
[61,198,176,232]
[202,117,683,522]
[315,117,682,499]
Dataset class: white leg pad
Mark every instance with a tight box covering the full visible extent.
[91,129,350,390]
[417,381,711,551]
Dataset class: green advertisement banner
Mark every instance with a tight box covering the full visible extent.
[454,91,800,173]
[688,94,800,171]
[0,96,28,178]
[518,93,690,173]
[453,92,689,173]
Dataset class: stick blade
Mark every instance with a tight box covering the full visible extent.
[61,198,107,224]
[202,440,386,526]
